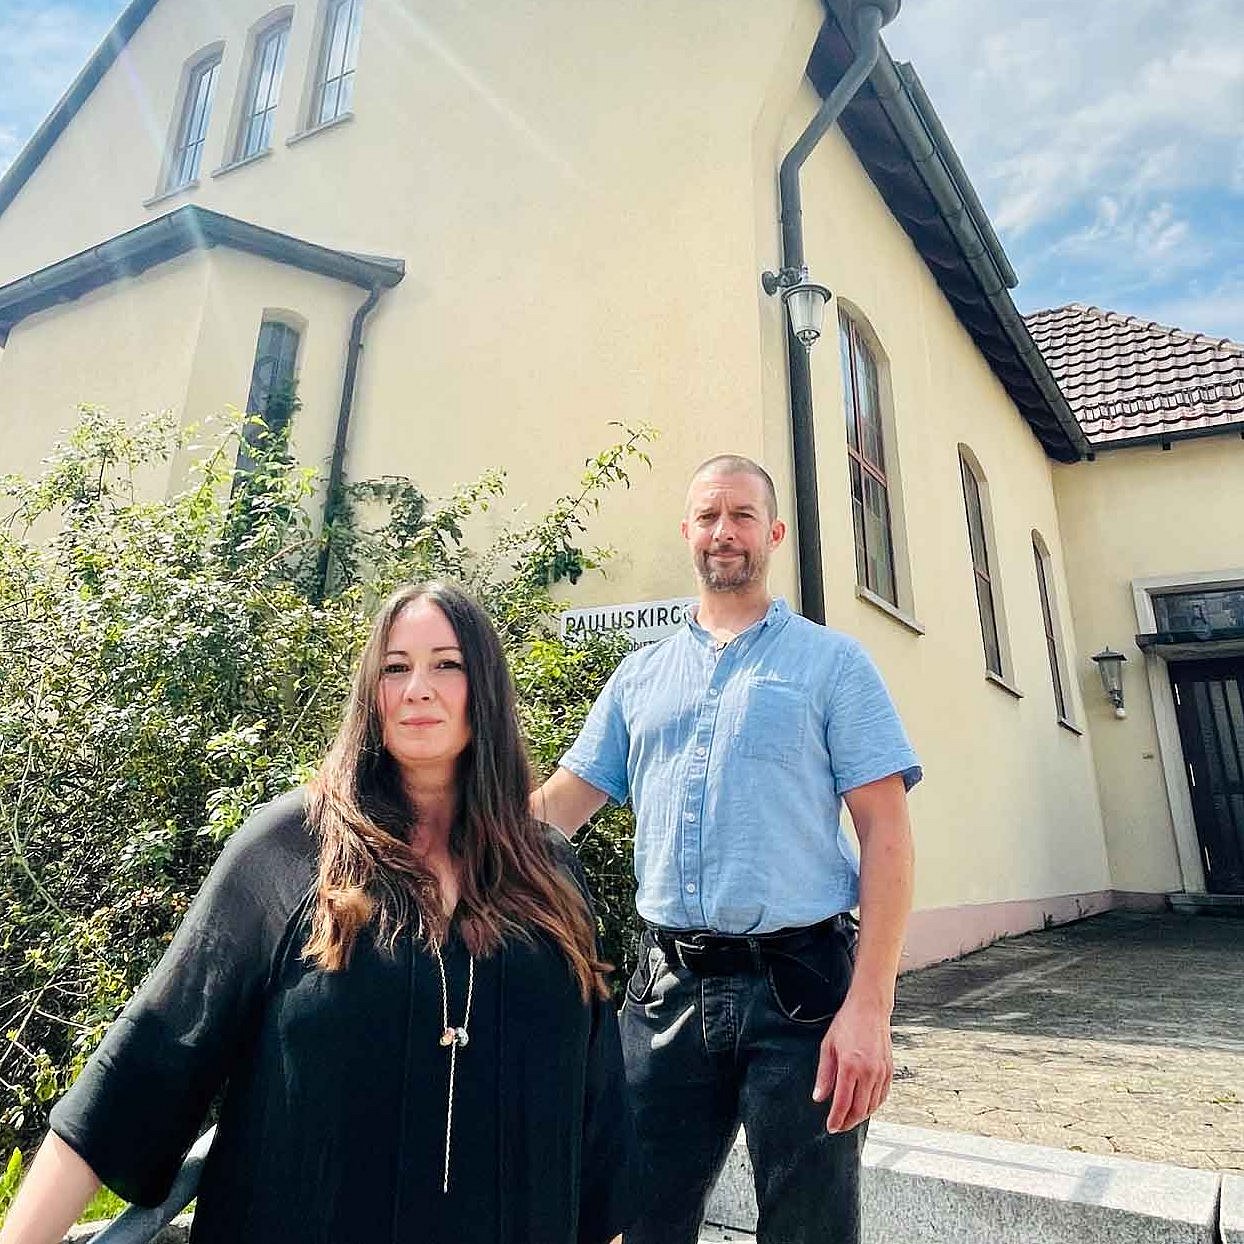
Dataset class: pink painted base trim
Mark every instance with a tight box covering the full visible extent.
[901,889,1170,973]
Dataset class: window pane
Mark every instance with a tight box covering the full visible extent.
[862,471,897,603]
[241,25,289,158]
[317,0,362,124]
[853,334,884,470]
[839,319,859,451]
[976,574,1002,675]
[850,460,868,591]
[960,456,989,574]
[1033,541,1067,717]
[342,0,363,73]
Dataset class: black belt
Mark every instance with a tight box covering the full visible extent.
[648,913,853,976]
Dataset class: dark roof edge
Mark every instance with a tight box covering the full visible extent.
[1086,420,1244,454]
[0,0,160,219]
[892,62,1016,289]
[863,53,1089,460]
[0,205,404,338]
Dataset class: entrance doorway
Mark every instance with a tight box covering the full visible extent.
[1169,659,1244,895]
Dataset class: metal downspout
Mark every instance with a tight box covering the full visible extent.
[778,4,889,624]
[316,283,385,597]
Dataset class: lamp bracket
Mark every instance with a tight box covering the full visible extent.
[761,265,808,295]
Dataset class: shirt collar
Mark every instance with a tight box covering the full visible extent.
[685,596,791,648]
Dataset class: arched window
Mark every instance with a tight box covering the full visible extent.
[839,312,898,605]
[959,448,1003,677]
[311,0,363,126]
[1033,532,1071,722]
[237,15,292,160]
[238,318,301,473]
[165,48,223,191]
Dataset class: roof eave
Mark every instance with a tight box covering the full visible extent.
[813,6,1088,463]
[0,205,404,341]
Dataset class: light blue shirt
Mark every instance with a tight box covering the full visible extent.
[561,598,922,933]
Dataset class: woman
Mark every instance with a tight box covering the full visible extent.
[1,582,635,1244]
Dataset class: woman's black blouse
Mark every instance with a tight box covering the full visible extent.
[50,791,636,1244]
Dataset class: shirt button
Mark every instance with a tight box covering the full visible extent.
[685,882,697,894]
[696,746,707,757]
[684,811,696,821]
[707,688,719,698]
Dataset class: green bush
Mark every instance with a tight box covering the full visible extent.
[0,406,653,1161]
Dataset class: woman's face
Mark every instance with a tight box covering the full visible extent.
[377,599,471,779]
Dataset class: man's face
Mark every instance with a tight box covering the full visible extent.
[681,471,785,593]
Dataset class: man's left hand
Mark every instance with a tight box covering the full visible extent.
[812,994,893,1133]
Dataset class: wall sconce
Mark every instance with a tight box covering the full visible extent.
[761,266,832,347]
[1092,647,1128,718]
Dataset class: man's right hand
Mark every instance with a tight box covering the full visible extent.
[529,767,609,838]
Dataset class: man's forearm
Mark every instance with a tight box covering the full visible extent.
[848,813,914,1013]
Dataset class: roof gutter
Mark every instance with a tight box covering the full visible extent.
[315,283,387,598]
[779,1,897,625]
[868,60,1090,460]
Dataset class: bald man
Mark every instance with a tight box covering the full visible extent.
[534,455,920,1244]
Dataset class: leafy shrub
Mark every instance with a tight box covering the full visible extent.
[0,406,654,1160]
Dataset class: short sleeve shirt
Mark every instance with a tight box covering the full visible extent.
[561,598,921,933]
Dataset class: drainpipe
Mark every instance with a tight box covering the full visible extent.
[776,1,895,624]
[315,283,385,598]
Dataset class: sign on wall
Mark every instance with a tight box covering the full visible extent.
[560,597,697,648]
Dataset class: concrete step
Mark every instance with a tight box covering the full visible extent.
[1170,891,1244,916]
[706,1122,1225,1244]
[699,1227,756,1242]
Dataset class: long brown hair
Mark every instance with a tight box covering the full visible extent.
[305,581,608,999]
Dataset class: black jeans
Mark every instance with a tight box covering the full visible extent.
[619,922,865,1244]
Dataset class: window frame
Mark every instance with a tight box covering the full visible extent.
[236,17,292,161]
[959,448,1005,678]
[311,0,363,128]
[839,312,899,607]
[166,50,223,191]
[237,317,302,475]
[1032,533,1075,725]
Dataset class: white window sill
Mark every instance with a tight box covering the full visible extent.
[985,670,1024,700]
[212,148,273,179]
[1057,716,1084,737]
[144,179,199,209]
[287,111,354,147]
[855,585,925,635]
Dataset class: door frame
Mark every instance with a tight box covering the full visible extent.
[1131,569,1244,895]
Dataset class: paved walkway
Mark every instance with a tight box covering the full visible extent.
[879,911,1244,1172]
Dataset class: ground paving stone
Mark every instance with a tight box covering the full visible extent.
[879,911,1244,1172]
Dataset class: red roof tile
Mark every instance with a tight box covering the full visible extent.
[1024,304,1244,448]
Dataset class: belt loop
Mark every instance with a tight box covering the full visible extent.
[745,936,765,973]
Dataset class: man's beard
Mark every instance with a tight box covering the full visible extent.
[695,548,763,592]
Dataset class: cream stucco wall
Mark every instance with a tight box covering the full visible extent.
[0,246,364,496]
[0,0,1123,942]
[1054,437,1244,895]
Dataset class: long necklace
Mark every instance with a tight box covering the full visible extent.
[430,931,474,1194]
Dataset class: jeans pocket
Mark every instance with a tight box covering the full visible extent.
[764,938,852,1026]
[625,940,665,1007]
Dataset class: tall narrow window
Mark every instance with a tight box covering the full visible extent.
[239,21,290,159]
[840,313,897,604]
[1033,537,1069,720]
[960,451,1002,676]
[314,0,363,126]
[238,320,300,472]
[169,54,221,190]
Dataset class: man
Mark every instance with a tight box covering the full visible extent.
[534,455,920,1244]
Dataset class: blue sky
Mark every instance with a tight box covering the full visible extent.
[2,0,1242,340]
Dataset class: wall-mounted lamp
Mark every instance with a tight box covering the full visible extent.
[1092,647,1128,718]
[761,265,832,348]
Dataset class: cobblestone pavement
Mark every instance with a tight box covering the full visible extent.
[878,911,1244,1171]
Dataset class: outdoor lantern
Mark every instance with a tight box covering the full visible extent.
[761,265,832,349]
[781,281,832,347]
[1092,647,1128,718]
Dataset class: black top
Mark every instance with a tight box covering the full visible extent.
[51,791,636,1244]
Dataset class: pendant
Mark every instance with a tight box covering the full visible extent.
[454,1026,469,1048]
[440,1028,456,1047]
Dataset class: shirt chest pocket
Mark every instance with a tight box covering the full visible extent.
[732,679,808,769]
